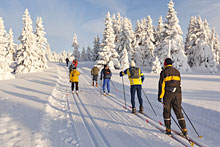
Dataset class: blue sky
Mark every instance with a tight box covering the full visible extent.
[0,0,220,53]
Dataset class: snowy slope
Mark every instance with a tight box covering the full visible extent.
[0,62,219,147]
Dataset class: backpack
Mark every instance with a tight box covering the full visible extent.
[129,67,140,79]
[93,67,99,75]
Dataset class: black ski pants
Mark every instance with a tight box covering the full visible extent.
[163,90,186,130]
[71,82,79,91]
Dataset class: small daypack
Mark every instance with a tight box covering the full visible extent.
[93,67,99,75]
[129,67,140,79]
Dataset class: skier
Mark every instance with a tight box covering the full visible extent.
[70,67,80,94]
[100,64,112,96]
[72,59,78,68]
[91,65,99,87]
[158,58,187,136]
[119,60,145,114]
[66,58,69,67]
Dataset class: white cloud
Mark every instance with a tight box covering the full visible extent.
[81,17,104,34]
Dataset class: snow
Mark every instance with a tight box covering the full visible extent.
[0,61,220,146]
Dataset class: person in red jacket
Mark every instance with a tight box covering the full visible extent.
[72,59,78,68]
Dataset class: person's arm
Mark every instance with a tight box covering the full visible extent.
[120,69,128,77]
[100,69,103,80]
[158,71,165,102]
[140,69,144,82]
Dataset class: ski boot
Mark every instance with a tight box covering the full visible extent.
[181,128,188,136]
[165,128,171,136]
[96,83,98,87]
[107,93,111,96]
[132,108,136,114]
[92,82,94,86]
[103,92,106,96]
[139,106,144,114]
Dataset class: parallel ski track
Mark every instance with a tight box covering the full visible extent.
[64,69,81,146]
[80,67,206,147]
[71,85,111,147]
[79,69,162,146]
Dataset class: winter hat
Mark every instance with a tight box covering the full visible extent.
[164,58,173,66]
[130,60,136,67]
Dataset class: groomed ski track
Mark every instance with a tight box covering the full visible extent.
[52,62,205,147]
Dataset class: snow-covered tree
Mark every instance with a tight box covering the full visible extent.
[46,43,52,61]
[112,12,123,54]
[155,16,163,46]
[35,17,48,69]
[81,47,86,61]
[93,36,100,61]
[119,47,129,69]
[117,17,135,69]
[155,0,190,72]
[143,15,155,66]
[135,19,147,65]
[86,46,93,61]
[186,16,217,72]
[6,28,16,64]
[0,17,14,80]
[15,9,39,73]
[97,12,119,69]
[211,28,220,65]
[71,33,81,61]
[151,56,162,73]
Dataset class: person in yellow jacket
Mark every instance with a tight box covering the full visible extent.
[119,60,145,114]
[70,67,80,94]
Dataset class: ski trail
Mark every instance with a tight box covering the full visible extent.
[78,68,181,147]
[0,114,23,147]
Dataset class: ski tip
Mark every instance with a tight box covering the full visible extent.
[129,105,132,108]
[159,121,162,125]
[190,142,195,146]
[199,136,203,138]
[146,119,149,123]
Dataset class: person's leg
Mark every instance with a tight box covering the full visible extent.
[107,79,110,93]
[103,79,106,93]
[163,92,172,132]
[130,85,136,108]
[71,82,74,91]
[173,92,187,135]
[76,82,79,91]
[137,85,143,113]
[137,85,143,106]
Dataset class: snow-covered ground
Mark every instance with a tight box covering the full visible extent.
[0,62,220,147]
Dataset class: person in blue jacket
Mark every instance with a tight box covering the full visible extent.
[100,64,112,96]
[120,60,145,114]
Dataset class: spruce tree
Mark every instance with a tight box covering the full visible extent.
[15,9,39,73]
[0,17,14,80]
[72,33,81,61]
[93,36,100,61]
[155,0,190,72]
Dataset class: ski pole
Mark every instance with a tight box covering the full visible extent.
[181,106,202,138]
[161,102,182,130]
[111,80,118,92]
[100,79,102,98]
[142,89,157,116]
[122,76,127,108]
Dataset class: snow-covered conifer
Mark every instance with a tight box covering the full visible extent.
[143,15,155,67]
[93,36,100,61]
[86,46,93,61]
[155,0,190,72]
[6,28,16,66]
[15,9,39,73]
[71,33,81,61]
[81,47,86,61]
[155,16,163,46]
[0,17,14,80]
[151,56,162,73]
[117,17,135,69]
[211,28,220,65]
[35,17,48,69]
[97,12,119,69]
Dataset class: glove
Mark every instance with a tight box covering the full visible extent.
[100,78,102,81]
[69,81,71,83]
[158,97,162,102]
[119,71,123,77]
